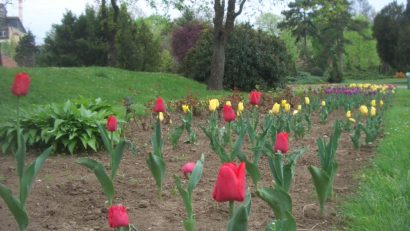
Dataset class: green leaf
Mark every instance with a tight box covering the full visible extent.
[256,187,292,220]
[174,175,192,218]
[98,123,113,154]
[76,158,114,204]
[0,183,28,231]
[20,147,52,205]
[111,140,126,179]
[274,212,297,231]
[183,218,196,231]
[308,166,331,213]
[227,205,248,231]
[187,154,204,193]
[244,160,260,187]
[146,153,166,192]
[170,125,185,148]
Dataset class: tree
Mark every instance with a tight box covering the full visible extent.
[255,13,282,36]
[279,0,316,60]
[15,31,37,67]
[207,0,246,90]
[373,2,403,70]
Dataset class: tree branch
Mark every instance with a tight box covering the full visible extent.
[234,0,246,18]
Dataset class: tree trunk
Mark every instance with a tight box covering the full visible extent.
[208,38,226,90]
[207,0,246,90]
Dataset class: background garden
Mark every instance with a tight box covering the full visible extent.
[0,0,410,231]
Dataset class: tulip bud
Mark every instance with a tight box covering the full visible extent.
[349,118,356,123]
[108,205,129,228]
[281,100,287,108]
[106,115,118,132]
[181,162,196,179]
[346,110,352,118]
[272,103,280,115]
[360,105,368,117]
[321,101,326,107]
[209,99,220,112]
[154,97,166,113]
[249,90,262,105]
[370,106,376,117]
[297,104,302,110]
[225,101,232,106]
[305,97,310,105]
[293,110,298,115]
[371,99,376,107]
[11,72,30,97]
[182,105,190,113]
[379,100,384,107]
[223,105,236,122]
[237,102,244,112]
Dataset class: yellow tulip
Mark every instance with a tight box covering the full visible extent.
[321,101,326,107]
[182,105,190,113]
[370,106,376,117]
[360,105,368,116]
[237,102,244,112]
[285,103,291,113]
[226,101,232,106]
[371,99,376,107]
[380,100,384,107]
[305,97,310,105]
[293,110,299,115]
[281,99,287,108]
[346,110,352,118]
[349,118,356,123]
[297,104,302,110]
[158,112,164,122]
[209,99,220,111]
[272,103,280,115]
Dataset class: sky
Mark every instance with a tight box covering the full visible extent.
[3,0,408,44]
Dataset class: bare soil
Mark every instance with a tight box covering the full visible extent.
[0,111,377,231]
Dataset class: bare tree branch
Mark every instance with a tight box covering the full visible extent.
[234,0,246,18]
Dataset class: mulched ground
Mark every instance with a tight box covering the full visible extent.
[0,111,378,231]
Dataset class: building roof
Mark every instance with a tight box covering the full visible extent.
[7,17,26,33]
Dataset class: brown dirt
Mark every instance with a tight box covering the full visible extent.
[0,111,377,231]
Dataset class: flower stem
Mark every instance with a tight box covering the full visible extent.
[229,201,235,219]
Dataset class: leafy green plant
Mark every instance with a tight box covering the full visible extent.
[0,98,120,154]
[170,106,197,147]
[308,121,342,213]
[266,148,305,192]
[174,154,204,231]
[147,117,166,198]
[227,190,252,231]
[256,187,296,231]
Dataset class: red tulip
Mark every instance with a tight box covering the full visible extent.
[181,162,196,179]
[11,72,30,97]
[153,97,166,113]
[212,162,246,202]
[106,115,118,132]
[108,205,129,228]
[249,90,262,105]
[223,105,236,122]
[274,132,289,153]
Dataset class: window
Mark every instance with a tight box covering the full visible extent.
[0,30,6,38]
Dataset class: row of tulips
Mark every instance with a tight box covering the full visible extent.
[1,73,395,230]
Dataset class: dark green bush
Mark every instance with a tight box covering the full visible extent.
[0,98,120,155]
[180,24,294,91]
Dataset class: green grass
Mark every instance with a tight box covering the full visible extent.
[0,67,226,122]
[341,89,410,230]
[343,78,407,85]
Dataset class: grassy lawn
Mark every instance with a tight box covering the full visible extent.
[0,67,226,121]
[341,89,410,230]
[344,78,407,85]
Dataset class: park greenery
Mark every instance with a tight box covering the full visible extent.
[11,0,409,90]
[1,0,410,230]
